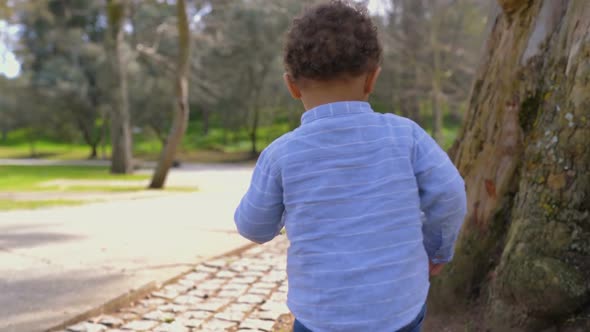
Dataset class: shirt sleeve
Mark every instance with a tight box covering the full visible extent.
[234,148,285,244]
[412,123,467,264]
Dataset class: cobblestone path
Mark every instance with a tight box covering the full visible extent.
[64,237,291,332]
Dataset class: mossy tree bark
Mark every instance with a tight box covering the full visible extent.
[430,1,590,330]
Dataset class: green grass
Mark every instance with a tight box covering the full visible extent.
[0,165,196,210]
[441,126,460,150]
[0,117,461,163]
[0,165,149,191]
[0,141,95,160]
[60,185,197,192]
[0,199,86,211]
[181,123,290,153]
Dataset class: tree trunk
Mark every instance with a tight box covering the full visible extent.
[148,123,167,147]
[250,107,259,156]
[430,1,590,331]
[106,0,133,174]
[28,130,37,158]
[202,108,210,136]
[430,12,444,144]
[73,110,100,160]
[149,0,191,189]
[90,144,98,159]
[100,109,108,160]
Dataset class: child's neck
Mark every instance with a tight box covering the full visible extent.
[302,95,368,111]
[299,78,369,111]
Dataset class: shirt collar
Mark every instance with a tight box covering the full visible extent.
[301,101,374,125]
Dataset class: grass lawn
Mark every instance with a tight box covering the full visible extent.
[0,165,196,211]
[0,199,86,211]
[0,165,149,192]
[0,142,94,160]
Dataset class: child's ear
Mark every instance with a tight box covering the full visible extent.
[364,67,382,95]
[283,73,302,99]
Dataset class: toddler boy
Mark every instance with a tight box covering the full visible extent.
[235,1,467,331]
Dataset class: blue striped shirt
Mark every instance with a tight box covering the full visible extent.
[235,101,467,332]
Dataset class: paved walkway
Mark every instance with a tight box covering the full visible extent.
[0,164,256,332]
[63,237,290,332]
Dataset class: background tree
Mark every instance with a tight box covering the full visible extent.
[149,0,191,189]
[128,0,176,145]
[106,0,133,173]
[430,1,590,330]
[199,0,296,156]
[2,0,489,164]
[376,0,489,145]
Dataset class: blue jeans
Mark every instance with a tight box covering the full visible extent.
[293,303,427,332]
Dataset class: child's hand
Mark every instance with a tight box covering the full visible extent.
[429,261,445,276]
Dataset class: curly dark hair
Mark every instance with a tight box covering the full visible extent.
[284,0,383,81]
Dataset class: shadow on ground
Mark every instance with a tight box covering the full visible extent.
[0,270,124,332]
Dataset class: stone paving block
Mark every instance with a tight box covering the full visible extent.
[206,277,227,285]
[121,319,159,331]
[253,310,279,321]
[96,315,124,328]
[180,310,213,320]
[220,282,249,292]
[269,292,287,302]
[260,301,289,315]
[217,288,244,299]
[158,303,187,313]
[185,272,210,282]
[187,288,211,299]
[201,318,237,331]
[247,287,272,297]
[241,271,265,279]
[239,318,276,332]
[153,321,190,332]
[213,310,246,323]
[232,276,258,284]
[216,270,237,279]
[228,262,248,272]
[224,303,255,314]
[197,278,226,291]
[256,282,277,290]
[196,299,228,312]
[236,294,266,305]
[173,294,202,306]
[139,297,168,307]
[67,322,107,332]
[142,310,175,322]
[175,317,204,328]
[196,282,223,292]
[248,264,271,272]
[177,278,197,288]
[163,283,194,294]
[261,273,285,283]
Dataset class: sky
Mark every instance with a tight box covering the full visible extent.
[0,0,392,79]
[366,0,392,16]
[0,20,20,78]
